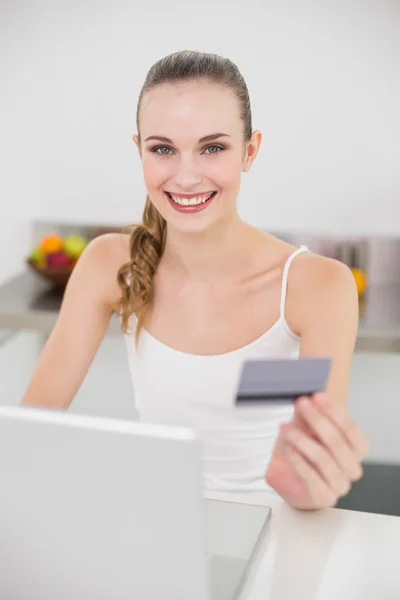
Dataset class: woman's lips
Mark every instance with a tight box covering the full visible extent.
[165,191,217,213]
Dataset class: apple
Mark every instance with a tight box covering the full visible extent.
[30,246,46,266]
[63,235,88,259]
[46,251,71,268]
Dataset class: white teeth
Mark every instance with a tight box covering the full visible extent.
[169,192,214,206]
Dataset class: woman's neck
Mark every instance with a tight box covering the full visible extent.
[161,216,259,282]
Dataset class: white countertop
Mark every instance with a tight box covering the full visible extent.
[205,490,400,600]
[1,273,400,352]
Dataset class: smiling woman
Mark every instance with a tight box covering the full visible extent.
[119,52,261,339]
[21,50,369,510]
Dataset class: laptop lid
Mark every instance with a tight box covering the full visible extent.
[0,406,211,600]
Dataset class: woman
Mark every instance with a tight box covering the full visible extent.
[21,50,369,510]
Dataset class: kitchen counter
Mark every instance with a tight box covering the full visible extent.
[0,271,120,336]
[205,489,400,600]
[0,271,400,351]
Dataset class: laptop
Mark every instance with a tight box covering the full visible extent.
[0,406,271,600]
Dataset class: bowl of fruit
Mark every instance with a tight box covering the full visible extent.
[27,233,89,289]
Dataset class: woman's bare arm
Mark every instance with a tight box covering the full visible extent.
[266,253,368,509]
[290,254,359,405]
[20,234,128,410]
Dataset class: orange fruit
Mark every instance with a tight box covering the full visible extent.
[351,268,367,296]
[40,234,64,254]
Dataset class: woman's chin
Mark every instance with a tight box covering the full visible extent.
[167,216,218,236]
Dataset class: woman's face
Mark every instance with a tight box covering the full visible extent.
[134,80,261,234]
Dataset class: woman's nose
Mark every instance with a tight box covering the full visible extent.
[173,159,202,189]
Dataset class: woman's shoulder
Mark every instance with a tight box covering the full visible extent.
[86,232,131,262]
[243,228,356,295]
[75,232,131,308]
[289,248,356,292]
[81,232,130,273]
[285,247,359,337]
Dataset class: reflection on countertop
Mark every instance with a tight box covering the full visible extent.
[0,270,399,352]
[0,272,119,336]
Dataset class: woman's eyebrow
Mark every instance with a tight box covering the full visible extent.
[198,133,230,143]
[143,133,231,143]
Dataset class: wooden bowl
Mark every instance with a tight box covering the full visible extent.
[26,259,73,289]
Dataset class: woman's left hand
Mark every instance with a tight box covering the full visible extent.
[265,392,370,510]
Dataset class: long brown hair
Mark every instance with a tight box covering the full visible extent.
[117,50,253,344]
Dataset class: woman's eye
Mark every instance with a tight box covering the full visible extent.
[203,145,224,155]
[151,146,174,155]
[150,144,224,155]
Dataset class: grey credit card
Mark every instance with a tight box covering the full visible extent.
[235,358,332,404]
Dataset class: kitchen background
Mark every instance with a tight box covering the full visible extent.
[1,0,400,514]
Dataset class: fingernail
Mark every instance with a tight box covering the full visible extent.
[296,395,308,402]
[315,392,327,403]
[300,397,311,409]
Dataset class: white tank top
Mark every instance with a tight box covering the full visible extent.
[123,245,309,493]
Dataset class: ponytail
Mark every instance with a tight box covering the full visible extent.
[117,196,167,344]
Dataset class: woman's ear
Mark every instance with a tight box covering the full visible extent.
[132,134,142,158]
[242,130,262,172]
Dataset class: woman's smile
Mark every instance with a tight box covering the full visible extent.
[165,190,217,213]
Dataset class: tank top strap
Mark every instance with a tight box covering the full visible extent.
[279,245,309,321]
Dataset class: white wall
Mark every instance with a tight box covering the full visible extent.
[1,0,399,257]
[0,2,48,283]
